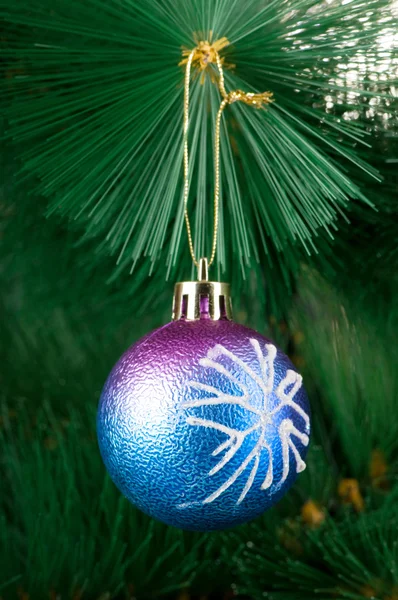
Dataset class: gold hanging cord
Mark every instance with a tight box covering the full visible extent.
[182,39,273,269]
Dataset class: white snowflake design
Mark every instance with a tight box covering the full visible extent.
[182,339,310,505]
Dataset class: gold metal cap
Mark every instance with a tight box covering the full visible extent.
[172,258,233,321]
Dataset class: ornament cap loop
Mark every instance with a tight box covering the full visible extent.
[198,257,209,282]
[172,269,232,322]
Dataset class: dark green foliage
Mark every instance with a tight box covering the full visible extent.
[222,498,398,600]
[1,0,397,291]
[0,400,212,599]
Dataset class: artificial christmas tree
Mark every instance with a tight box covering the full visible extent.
[0,0,397,597]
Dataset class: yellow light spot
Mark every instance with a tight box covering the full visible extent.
[301,499,326,528]
[338,478,364,512]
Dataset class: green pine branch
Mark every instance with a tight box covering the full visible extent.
[1,0,397,285]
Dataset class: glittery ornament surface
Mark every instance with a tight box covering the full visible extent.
[97,319,310,531]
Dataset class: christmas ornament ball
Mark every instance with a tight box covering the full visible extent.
[97,317,310,531]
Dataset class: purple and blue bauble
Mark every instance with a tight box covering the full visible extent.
[97,273,310,531]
